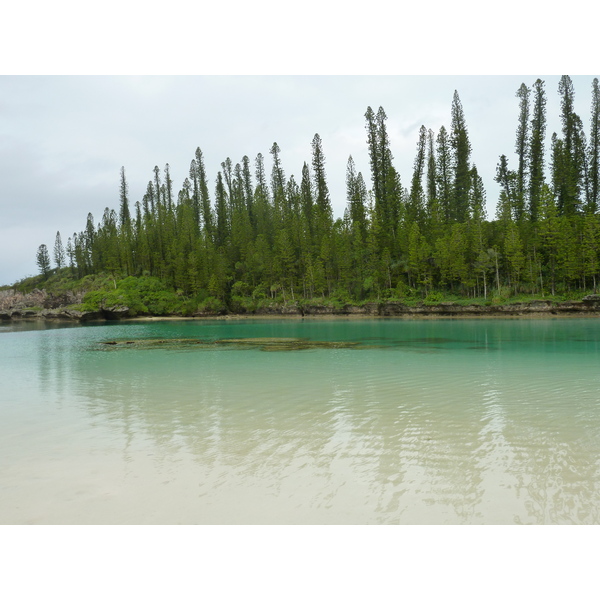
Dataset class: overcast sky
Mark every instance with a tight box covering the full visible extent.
[1,75,598,285]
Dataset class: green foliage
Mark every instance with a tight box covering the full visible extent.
[199,296,226,314]
[80,276,184,315]
[423,290,445,305]
[36,244,51,278]
[23,76,600,314]
[328,288,353,308]
[491,285,512,304]
[391,279,416,300]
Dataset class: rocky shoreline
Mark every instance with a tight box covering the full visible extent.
[2,288,600,321]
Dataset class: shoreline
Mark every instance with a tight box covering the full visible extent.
[122,312,600,321]
[3,297,600,323]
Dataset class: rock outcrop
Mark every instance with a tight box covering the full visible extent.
[0,288,91,321]
[1,287,600,322]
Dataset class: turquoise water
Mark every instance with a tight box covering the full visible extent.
[1,317,600,524]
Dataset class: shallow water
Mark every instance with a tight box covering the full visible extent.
[1,317,600,524]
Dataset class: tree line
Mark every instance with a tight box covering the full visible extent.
[37,75,600,308]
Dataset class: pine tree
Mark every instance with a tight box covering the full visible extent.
[270,142,286,219]
[528,79,547,221]
[514,83,530,221]
[435,125,453,223]
[36,244,51,278]
[450,91,472,222]
[365,106,398,249]
[118,167,133,275]
[311,133,332,238]
[311,134,332,216]
[98,207,121,279]
[72,232,85,278]
[377,107,398,235]
[66,236,75,274]
[230,162,244,213]
[189,157,201,232]
[118,167,131,232]
[164,163,174,213]
[241,155,255,226]
[255,152,268,200]
[588,78,600,214]
[253,152,272,241]
[551,133,570,215]
[153,165,162,208]
[574,114,590,212]
[83,213,96,273]
[495,154,517,221]
[221,158,233,205]
[53,231,65,270]
[188,148,211,238]
[365,106,380,201]
[300,162,314,236]
[469,165,487,222]
[377,106,394,210]
[214,171,229,248]
[229,163,253,267]
[408,125,427,224]
[425,128,440,225]
[555,75,585,216]
[142,181,154,220]
[346,156,367,242]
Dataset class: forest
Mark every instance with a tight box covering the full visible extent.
[28,75,600,315]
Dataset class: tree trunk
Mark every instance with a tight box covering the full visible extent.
[495,254,500,292]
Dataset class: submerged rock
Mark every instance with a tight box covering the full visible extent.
[99,336,362,352]
[217,337,361,351]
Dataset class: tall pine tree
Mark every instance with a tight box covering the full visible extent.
[450,91,472,222]
[514,83,530,221]
[528,79,547,222]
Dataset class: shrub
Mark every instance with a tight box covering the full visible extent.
[199,296,226,314]
[491,285,512,305]
[423,291,445,305]
[79,276,185,315]
[252,283,268,300]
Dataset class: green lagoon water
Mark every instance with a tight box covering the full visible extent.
[1,317,600,524]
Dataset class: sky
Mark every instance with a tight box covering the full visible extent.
[1,74,598,286]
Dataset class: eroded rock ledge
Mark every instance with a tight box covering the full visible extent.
[2,290,600,322]
[0,288,95,321]
[245,296,600,318]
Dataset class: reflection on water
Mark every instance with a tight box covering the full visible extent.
[1,318,600,524]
